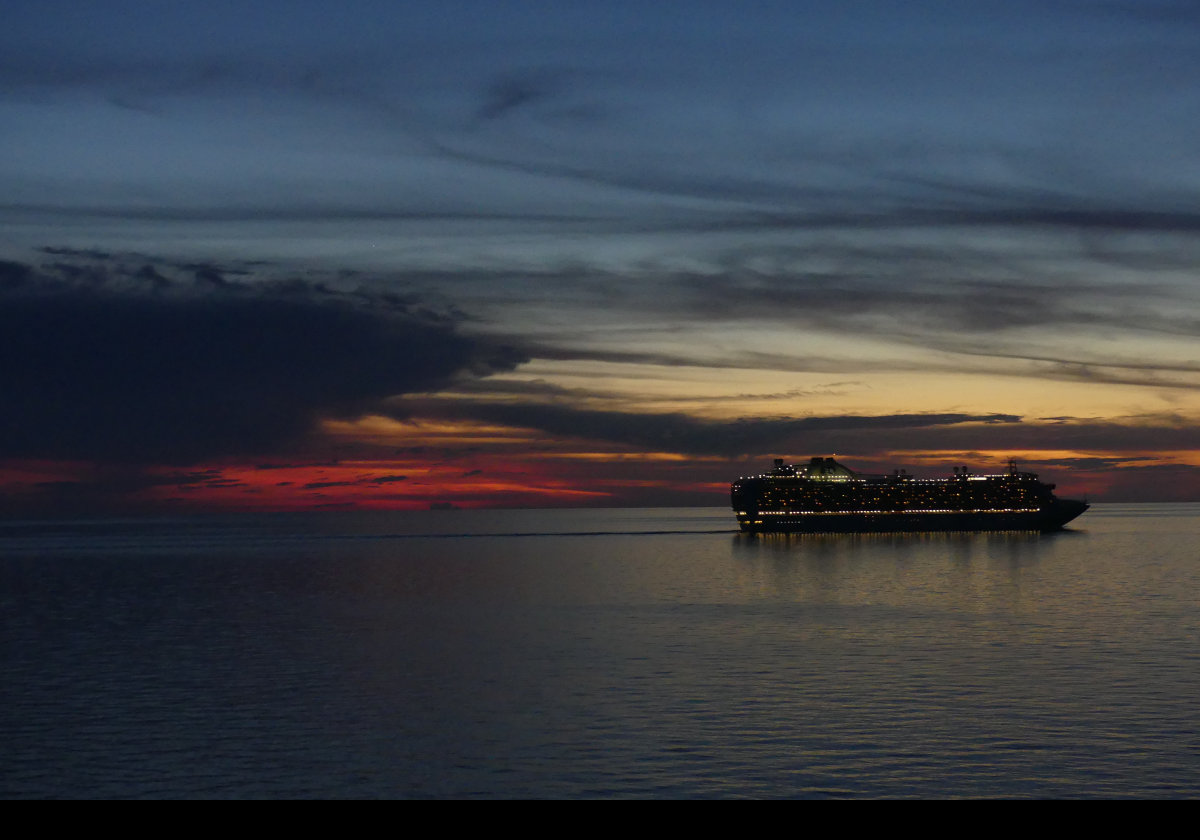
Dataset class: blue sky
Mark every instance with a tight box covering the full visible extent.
[3,1,1200,510]
[7,1,1199,239]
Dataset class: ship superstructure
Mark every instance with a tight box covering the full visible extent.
[731,457,1088,533]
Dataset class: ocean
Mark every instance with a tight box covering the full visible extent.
[3,504,1198,798]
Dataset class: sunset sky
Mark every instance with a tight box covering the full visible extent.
[3,0,1199,514]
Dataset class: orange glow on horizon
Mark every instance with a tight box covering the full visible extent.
[3,415,1198,514]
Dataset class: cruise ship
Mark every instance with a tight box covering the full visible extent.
[731,457,1089,533]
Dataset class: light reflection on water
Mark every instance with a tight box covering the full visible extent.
[2,504,1198,798]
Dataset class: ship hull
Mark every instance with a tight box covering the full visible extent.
[736,499,1089,534]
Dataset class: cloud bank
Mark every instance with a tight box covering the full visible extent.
[0,256,524,462]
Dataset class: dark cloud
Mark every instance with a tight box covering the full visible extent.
[0,256,524,463]
[402,394,1200,465]
[1030,456,1160,470]
[298,474,411,491]
[659,258,1161,339]
[368,474,408,484]
[445,376,858,405]
[0,465,251,516]
[476,69,561,122]
[0,260,34,288]
[254,461,336,470]
[405,398,1019,456]
[34,467,237,495]
[811,414,1200,457]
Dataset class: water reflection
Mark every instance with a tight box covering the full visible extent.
[729,529,1084,617]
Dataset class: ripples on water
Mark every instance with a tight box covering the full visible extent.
[3,504,1198,798]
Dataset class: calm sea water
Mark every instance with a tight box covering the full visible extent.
[3,504,1198,798]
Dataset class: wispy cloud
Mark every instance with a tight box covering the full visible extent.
[398,396,1020,457]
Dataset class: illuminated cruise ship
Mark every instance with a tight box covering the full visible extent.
[731,457,1089,533]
